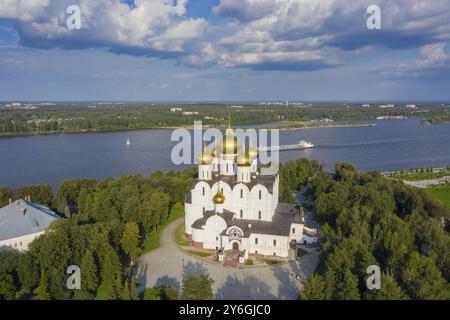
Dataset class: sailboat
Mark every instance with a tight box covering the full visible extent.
[126,138,131,146]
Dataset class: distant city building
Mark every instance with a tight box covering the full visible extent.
[379,104,395,108]
[0,198,60,251]
[406,104,417,109]
[182,111,199,116]
[361,104,371,108]
[226,105,244,109]
[170,107,183,112]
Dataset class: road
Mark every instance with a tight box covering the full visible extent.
[135,217,320,300]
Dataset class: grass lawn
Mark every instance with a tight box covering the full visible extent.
[141,202,185,254]
[426,184,450,209]
[264,259,282,265]
[189,250,211,258]
[175,223,191,246]
[296,248,308,259]
[245,259,254,266]
[392,169,450,181]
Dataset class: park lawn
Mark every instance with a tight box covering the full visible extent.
[189,250,211,258]
[264,259,282,265]
[392,169,450,181]
[175,224,191,246]
[296,248,308,259]
[245,259,254,266]
[141,202,185,254]
[426,184,450,209]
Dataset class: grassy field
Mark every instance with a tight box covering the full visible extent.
[141,202,185,254]
[175,223,191,246]
[392,169,450,181]
[188,250,211,258]
[426,184,450,209]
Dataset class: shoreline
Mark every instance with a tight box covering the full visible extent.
[0,121,376,138]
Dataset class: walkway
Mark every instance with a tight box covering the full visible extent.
[135,217,320,300]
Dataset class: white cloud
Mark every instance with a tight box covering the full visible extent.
[208,0,450,70]
[0,0,207,56]
[373,43,450,77]
[1,0,450,72]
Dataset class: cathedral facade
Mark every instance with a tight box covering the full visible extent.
[184,121,315,262]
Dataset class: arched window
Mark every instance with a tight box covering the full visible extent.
[203,207,206,214]
[202,187,205,196]
[255,238,258,245]
[258,211,261,220]
[240,209,243,218]
[240,189,243,198]
[292,227,296,234]
[273,239,277,246]
[259,190,262,200]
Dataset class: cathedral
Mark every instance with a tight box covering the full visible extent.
[184,119,316,264]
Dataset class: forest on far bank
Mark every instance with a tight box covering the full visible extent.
[1,103,448,136]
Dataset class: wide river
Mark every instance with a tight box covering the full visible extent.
[0,119,449,189]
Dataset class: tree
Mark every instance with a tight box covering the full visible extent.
[365,274,408,300]
[36,273,50,300]
[76,250,98,299]
[0,274,16,300]
[181,274,214,300]
[121,222,141,263]
[299,274,327,300]
[96,247,122,300]
[16,254,38,291]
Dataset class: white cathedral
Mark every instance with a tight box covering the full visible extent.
[184,119,316,264]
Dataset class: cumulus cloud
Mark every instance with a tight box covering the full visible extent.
[374,43,450,77]
[0,0,207,57]
[207,0,450,71]
[1,0,450,72]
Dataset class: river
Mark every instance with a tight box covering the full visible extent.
[0,119,449,189]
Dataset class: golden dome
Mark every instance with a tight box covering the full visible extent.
[237,148,251,166]
[222,135,238,154]
[199,143,211,165]
[248,144,258,158]
[222,113,238,154]
[213,190,225,204]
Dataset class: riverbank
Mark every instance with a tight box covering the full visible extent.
[0,121,375,138]
[258,122,375,131]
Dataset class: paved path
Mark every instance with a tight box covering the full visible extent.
[135,217,320,300]
[403,176,450,188]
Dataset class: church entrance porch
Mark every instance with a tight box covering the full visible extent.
[223,249,241,267]
[232,242,239,250]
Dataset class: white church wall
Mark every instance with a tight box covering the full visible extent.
[203,215,227,250]
[289,223,304,242]
[192,227,204,244]
[250,185,273,221]
[247,233,290,258]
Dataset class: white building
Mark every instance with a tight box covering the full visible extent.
[0,198,60,251]
[184,120,316,264]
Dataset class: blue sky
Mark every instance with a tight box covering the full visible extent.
[0,0,449,102]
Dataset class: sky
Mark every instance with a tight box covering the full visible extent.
[0,0,450,102]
